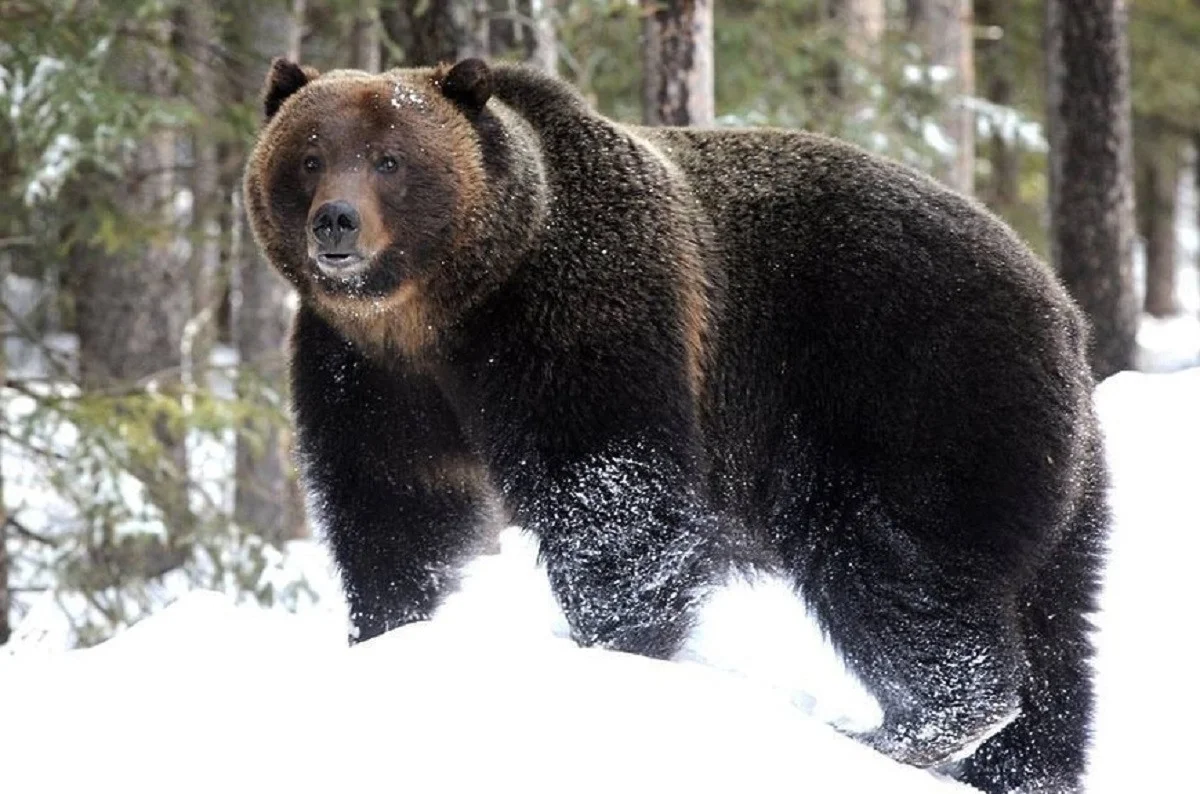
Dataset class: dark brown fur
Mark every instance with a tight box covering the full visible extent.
[246,65,502,360]
[245,59,1108,794]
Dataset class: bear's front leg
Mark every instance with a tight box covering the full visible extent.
[529,446,723,658]
[468,347,723,660]
[291,307,498,644]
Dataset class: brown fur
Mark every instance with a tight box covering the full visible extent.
[634,135,714,399]
[414,454,489,493]
[679,267,711,400]
[428,63,491,222]
[413,452,507,553]
[317,281,442,361]
[245,67,496,360]
[248,61,1107,794]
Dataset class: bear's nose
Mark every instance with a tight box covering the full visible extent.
[311,200,361,252]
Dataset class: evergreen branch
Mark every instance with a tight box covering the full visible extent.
[0,300,77,382]
[7,516,59,547]
[0,426,72,463]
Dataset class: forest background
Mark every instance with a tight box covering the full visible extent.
[1,0,1197,648]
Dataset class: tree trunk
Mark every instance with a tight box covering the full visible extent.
[908,0,975,194]
[0,139,9,647]
[350,0,382,72]
[0,398,6,645]
[381,0,488,66]
[469,0,490,60]
[1196,135,1200,275]
[75,18,195,545]
[490,0,557,73]
[827,0,884,129]
[77,70,185,386]
[641,0,715,127]
[530,0,558,74]
[287,0,307,61]
[229,0,308,544]
[232,197,298,544]
[0,102,15,645]
[0,284,7,644]
[834,0,884,61]
[976,0,1018,213]
[488,0,519,57]
[1136,123,1181,318]
[1046,0,1137,379]
[180,1,225,390]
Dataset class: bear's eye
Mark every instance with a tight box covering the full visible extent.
[302,155,322,173]
[376,155,399,174]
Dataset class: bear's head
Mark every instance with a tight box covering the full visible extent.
[244,58,545,356]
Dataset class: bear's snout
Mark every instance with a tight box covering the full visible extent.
[310,200,370,276]
[312,200,361,252]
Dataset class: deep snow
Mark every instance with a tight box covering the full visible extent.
[1,367,1197,792]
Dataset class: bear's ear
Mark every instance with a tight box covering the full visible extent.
[440,59,492,113]
[263,58,319,120]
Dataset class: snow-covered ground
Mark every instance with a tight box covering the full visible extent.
[1086,367,1199,792]
[1,365,1197,792]
[1133,149,1200,373]
[1136,309,1200,372]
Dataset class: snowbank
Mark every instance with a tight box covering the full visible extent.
[1086,367,1200,792]
[2,367,1198,793]
[1,589,967,793]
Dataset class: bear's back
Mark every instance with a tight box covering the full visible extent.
[637,128,1095,556]
[489,66,1094,548]
[640,125,1071,327]
[488,64,1080,364]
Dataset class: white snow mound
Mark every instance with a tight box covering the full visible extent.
[1,589,969,793]
[2,367,1198,793]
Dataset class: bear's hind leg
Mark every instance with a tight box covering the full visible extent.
[772,474,1027,771]
[835,586,1026,771]
[955,468,1107,794]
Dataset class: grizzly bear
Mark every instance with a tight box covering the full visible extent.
[245,57,1109,793]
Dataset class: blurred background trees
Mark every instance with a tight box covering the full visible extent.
[1046,0,1137,378]
[1,0,1198,647]
[641,0,714,126]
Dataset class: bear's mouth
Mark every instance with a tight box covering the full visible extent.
[315,252,370,279]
